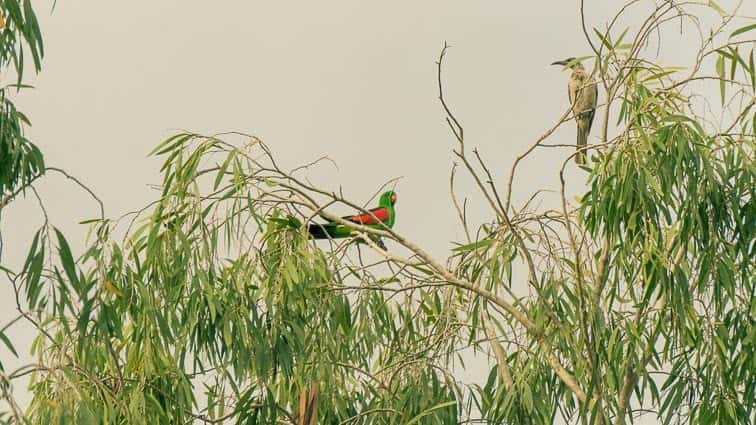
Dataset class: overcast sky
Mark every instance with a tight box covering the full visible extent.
[2,0,753,419]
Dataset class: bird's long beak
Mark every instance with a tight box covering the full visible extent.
[551,60,567,66]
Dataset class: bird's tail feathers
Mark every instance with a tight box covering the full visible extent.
[307,223,336,239]
[576,125,588,165]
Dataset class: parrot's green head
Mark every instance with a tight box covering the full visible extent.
[379,191,397,207]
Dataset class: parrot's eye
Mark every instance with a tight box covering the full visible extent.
[391,194,397,203]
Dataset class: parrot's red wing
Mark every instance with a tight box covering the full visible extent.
[346,207,389,225]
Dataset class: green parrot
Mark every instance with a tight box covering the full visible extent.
[307,191,397,249]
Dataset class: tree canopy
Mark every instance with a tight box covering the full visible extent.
[1,1,754,424]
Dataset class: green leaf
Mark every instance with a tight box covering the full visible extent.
[405,400,457,425]
[76,405,96,425]
[0,331,18,357]
[213,150,235,190]
[451,238,494,253]
[749,48,755,89]
[708,0,726,16]
[76,297,94,336]
[593,28,612,50]
[642,69,679,83]
[26,251,44,308]
[148,132,193,156]
[22,0,43,71]
[54,227,80,289]
[730,23,756,38]
[730,48,738,80]
[716,55,726,105]
[522,382,534,412]
[613,27,629,48]
[21,228,41,273]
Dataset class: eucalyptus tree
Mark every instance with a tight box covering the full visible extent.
[1,1,754,424]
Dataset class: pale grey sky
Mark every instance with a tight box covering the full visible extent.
[2,0,753,420]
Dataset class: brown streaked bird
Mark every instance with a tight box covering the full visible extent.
[552,58,598,165]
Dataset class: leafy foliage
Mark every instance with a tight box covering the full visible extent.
[1,1,754,424]
[0,0,45,199]
[5,133,460,423]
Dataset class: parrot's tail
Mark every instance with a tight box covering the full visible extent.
[307,223,336,239]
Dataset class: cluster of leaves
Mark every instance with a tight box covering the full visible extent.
[0,0,45,200]
[579,15,755,425]
[0,1,45,421]
[442,4,755,425]
[2,1,754,425]
[13,134,459,423]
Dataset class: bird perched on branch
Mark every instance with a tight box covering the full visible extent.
[307,191,397,249]
[552,58,598,165]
